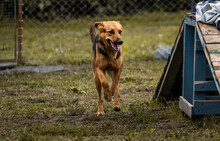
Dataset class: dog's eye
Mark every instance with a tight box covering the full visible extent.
[119,30,122,35]
[108,30,114,34]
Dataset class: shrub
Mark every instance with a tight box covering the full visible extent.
[22,0,192,21]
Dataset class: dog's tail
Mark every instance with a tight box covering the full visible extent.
[90,24,96,43]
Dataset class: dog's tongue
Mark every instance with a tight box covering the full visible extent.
[110,42,118,50]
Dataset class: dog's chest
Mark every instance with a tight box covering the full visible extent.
[106,58,122,71]
[97,58,121,71]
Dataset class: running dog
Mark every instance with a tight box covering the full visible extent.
[90,21,123,115]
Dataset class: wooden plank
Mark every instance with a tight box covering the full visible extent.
[204,35,220,44]
[212,62,220,70]
[154,21,184,100]
[195,81,217,92]
[194,100,220,115]
[194,80,213,84]
[198,22,220,35]
[179,96,193,118]
[202,45,220,94]
[206,44,220,52]
[182,23,195,104]
[210,54,220,62]
[184,17,196,26]
[215,70,220,79]
[209,50,220,54]
[215,70,220,83]
[197,26,220,94]
[206,65,213,79]
[194,31,207,100]
[195,100,220,102]
[206,96,220,100]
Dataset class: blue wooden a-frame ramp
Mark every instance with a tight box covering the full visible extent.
[154,14,220,118]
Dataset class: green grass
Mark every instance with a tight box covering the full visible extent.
[20,11,186,65]
[2,61,220,140]
[2,12,220,140]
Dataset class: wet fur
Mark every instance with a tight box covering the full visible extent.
[90,21,123,115]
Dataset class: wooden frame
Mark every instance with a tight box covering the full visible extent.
[180,16,220,118]
[154,14,220,118]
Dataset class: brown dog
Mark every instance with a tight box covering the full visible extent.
[90,21,123,115]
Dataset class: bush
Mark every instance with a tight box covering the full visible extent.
[1,0,16,18]
[22,0,192,21]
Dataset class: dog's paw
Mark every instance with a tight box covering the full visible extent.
[103,88,112,102]
[114,106,121,112]
[96,111,105,116]
[104,95,112,102]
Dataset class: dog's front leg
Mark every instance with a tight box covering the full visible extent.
[94,72,104,115]
[111,69,122,111]
[96,68,112,101]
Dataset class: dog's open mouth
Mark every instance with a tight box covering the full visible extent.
[107,39,119,52]
[110,41,119,51]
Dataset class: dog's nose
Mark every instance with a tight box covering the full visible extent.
[117,40,123,45]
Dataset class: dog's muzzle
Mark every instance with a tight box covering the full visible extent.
[107,39,123,52]
[117,39,123,45]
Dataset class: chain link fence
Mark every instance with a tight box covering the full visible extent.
[0,0,16,62]
[21,0,197,65]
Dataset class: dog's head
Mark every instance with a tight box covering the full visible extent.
[95,21,123,52]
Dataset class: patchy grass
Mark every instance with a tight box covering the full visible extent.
[1,61,220,140]
[2,11,220,140]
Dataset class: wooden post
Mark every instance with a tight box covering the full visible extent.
[18,0,23,64]
[182,18,196,104]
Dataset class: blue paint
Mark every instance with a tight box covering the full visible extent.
[204,50,220,93]
[206,65,213,78]
[182,23,195,104]
[195,81,217,92]
[194,100,220,115]
[184,17,196,27]
[194,31,206,100]
[206,96,220,100]
[209,50,220,54]
[196,22,220,94]
[180,17,220,118]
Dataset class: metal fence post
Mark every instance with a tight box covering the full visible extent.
[18,0,23,64]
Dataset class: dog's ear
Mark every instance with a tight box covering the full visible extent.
[95,22,105,32]
[95,22,103,28]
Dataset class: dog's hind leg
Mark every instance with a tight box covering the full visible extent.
[95,73,105,115]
